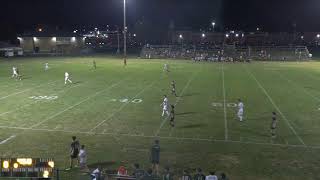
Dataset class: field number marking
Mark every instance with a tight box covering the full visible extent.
[110,98,143,104]
[29,96,58,100]
[212,102,237,108]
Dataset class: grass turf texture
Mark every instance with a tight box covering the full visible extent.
[0,56,319,179]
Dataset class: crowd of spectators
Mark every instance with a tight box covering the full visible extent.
[141,44,311,62]
[64,137,230,180]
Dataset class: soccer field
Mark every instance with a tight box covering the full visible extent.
[0,56,319,180]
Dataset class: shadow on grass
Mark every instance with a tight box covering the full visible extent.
[180,124,206,129]
[87,161,117,169]
[176,112,197,116]
[179,93,200,97]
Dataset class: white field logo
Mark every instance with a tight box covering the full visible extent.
[212,102,238,108]
[110,98,143,104]
[29,96,58,100]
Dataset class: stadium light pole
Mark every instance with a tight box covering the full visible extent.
[123,0,127,66]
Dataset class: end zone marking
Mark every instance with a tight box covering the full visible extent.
[0,135,16,145]
[244,65,306,146]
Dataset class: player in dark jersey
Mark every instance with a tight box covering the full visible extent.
[271,112,277,138]
[93,60,97,69]
[16,68,22,80]
[171,81,177,97]
[68,136,80,170]
[170,105,175,127]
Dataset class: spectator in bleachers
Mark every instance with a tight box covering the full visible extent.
[117,165,128,176]
[163,167,173,180]
[219,173,228,180]
[205,171,218,180]
[181,170,192,180]
[91,166,102,180]
[142,168,155,180]
[193,168,205,180]
[132,163,145,180]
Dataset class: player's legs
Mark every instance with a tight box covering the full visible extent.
[166,110,170,117]
[162,109,165,117]
[68,78,72,83]
[238,110,243,121]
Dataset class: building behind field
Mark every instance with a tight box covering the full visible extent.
[18,32,85,55]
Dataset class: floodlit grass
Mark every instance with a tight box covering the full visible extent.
[0,56,319,179]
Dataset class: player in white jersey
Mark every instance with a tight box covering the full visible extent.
[45,63,49,71]
[160,95,170,117]
[12,66,18,78]
[163,64,169,72]
[65,72,73,84]
[237,99,244,122]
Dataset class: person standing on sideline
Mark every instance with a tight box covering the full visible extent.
[194,168,206,180]
[150,140,160,175]
[205,172,218,180]
[67,136,80,170]
[171,81,177,97]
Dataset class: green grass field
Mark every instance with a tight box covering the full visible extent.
[0,56,319,180]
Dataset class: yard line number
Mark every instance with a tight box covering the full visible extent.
[110,98,143,104]
[212,102,238,108]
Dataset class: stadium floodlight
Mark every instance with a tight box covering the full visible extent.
[33,37,38,42]
[133,33,136,37]
[123,0,127,66]
[38,28,43,32]
[301,36,304,39]
[211,22,216,31]
[257,27,260,31]
[179,34,183,39]
[235,33,239,37]
[242,33,245,37]
[317,34,320,38]
[52,37,56,42]
[202,33,206,38]
[225,34,229,38]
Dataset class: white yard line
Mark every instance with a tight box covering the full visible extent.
[89,81,156,132]
[0,135,16,145]
[244,65,306,146]
[154,72,197,136]
[222,63,228,140]
[0,80,59,100]
[0,125,318,149]
[0,83,83,117]
[30,80,125,128]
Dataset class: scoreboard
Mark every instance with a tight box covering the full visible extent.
[0,158,54,178]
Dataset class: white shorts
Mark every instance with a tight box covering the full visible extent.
[238,109,243,116]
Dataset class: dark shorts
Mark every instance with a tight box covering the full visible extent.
[71,150,79,159]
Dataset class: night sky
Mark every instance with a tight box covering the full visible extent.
[1,0,320,40]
